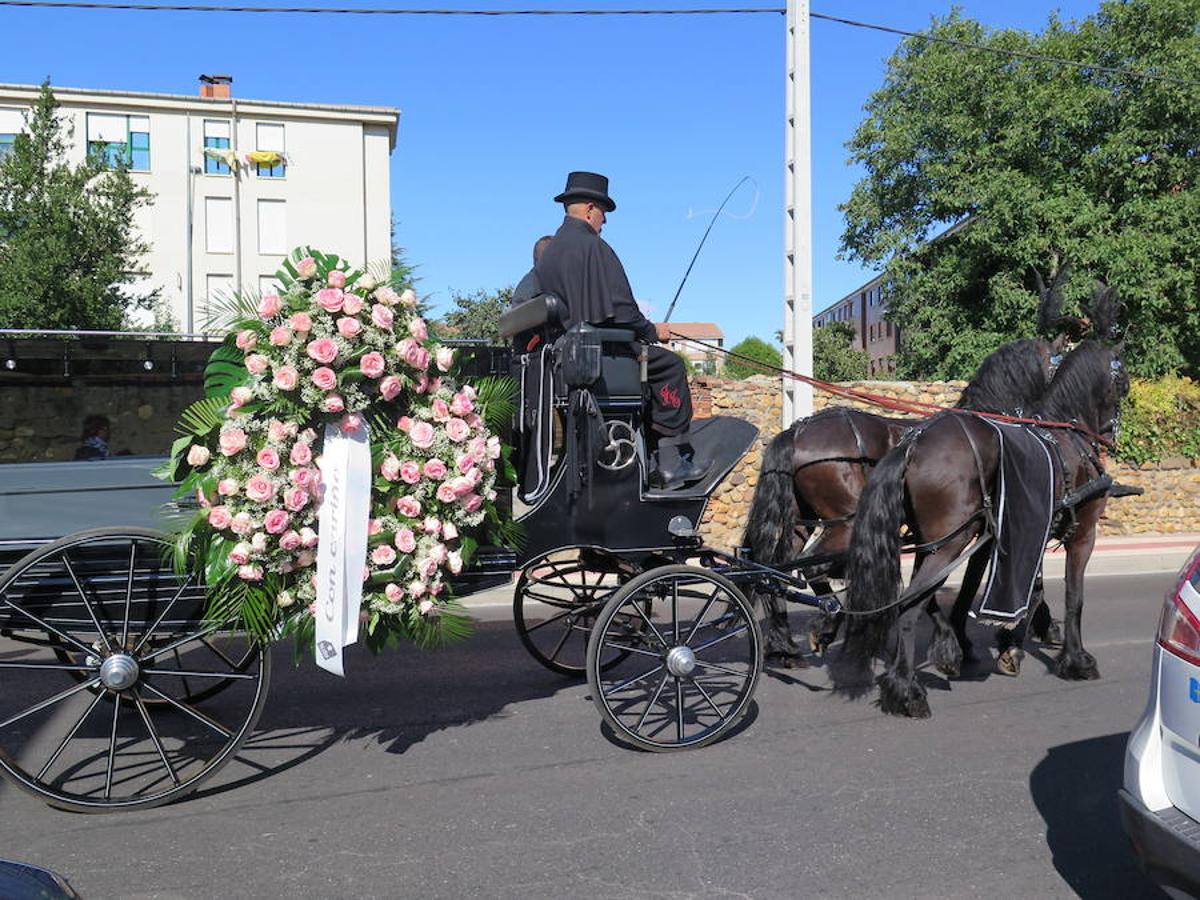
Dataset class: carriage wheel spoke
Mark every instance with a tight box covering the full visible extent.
[636,673,671,732]
[625,600,667,649]
[140,682,233,738]
[2,598,97,658]
[172,648,194,701]
[684,591,721,644]
[672,581,680,645]
[545,613,577,663]
[103,694,121,800]
[36,690,107,781]
[524,606,578,635]
[132,574,196,654]
[593,641,661,660]
[145,668,257,681]
[602,663,665,698]
[0,677,102,730]
[200,637,242,670]
[0,661,97,672]
[61,553,114,653]
[691,625,749,654]
[131,689,180,787]
[140,624,224,663]
[691,659,746,678]
[675,679,686,742]
[121,541,137,647]
[691,677,724,719]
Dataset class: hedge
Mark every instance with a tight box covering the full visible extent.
[1115,376,1200,465]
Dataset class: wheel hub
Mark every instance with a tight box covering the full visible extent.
[665,645,696,678]
[99,653,140,692]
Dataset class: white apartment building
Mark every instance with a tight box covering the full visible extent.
[0,76,399,332]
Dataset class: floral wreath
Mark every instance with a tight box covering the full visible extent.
[166,248,517,653]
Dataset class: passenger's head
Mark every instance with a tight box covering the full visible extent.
[533,235,553,264]
[81,414,110,442]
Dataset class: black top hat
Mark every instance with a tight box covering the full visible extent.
[554,171,616,212]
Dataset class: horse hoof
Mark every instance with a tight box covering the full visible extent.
[997,649,1022,677]
[1037,619,1064,647]
[906,691,932,719]
[1056,653,1100,681]
[767,650,810,670]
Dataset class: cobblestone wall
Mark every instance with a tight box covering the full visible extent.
[692,376,1200,546]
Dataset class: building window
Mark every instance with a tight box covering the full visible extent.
[86,113,150,171]
[886,321,893,338]
[205,273,233,319]
[0,133,14,159]
[203,120,232,175]
[204,197,234,254]
[258,275,281,296]
[254,123,286,178]
[257,199,287,255]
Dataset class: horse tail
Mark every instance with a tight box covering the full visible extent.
[832,437,912,695]
[741,424,800,565]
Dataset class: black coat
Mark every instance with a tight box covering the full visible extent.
[534,216,658,343]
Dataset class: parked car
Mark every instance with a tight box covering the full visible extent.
[0,858,81,899]
[1122,544,1200,898]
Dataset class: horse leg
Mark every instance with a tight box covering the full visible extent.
[806,576,843,654]
[948,547,989,666]
[877,602,931,718]
[926,596,963,678]
[760,585,807,666]
[1055,516,1101,681]
[1028,569,1064,646]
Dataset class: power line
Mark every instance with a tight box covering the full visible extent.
[0,2,785,13]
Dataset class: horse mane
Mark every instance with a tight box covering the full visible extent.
[956,338,1049,414]
[1034,339,1112,425]
[1088,283,1125,341]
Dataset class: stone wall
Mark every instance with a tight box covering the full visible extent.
[691,375,1200,545]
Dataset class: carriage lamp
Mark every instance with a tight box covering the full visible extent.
[142,343,155,371]
[3,340,15,371]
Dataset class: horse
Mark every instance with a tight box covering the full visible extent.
[831,327,1128,718]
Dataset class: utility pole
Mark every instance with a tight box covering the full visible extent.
[783,0,814,425]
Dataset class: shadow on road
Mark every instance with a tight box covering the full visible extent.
[1029,732,1165,899]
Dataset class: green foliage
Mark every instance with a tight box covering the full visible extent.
[0,81,154,330]
[675,350,695,377]
[840,1,1200,379]
[439,286,512,343]
[722,336,782,380]
[813,321,871,383]
[1115,376,1200,464]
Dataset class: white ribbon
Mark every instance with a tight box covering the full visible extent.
[314,422,372,676]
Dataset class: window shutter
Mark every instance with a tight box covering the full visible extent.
[256,199,287,255]
[204,197,234,254]
[87,113,127,142]
[256,123,285,152]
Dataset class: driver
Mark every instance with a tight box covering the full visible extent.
[535,171,711,491]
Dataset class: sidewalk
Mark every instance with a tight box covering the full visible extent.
[459,533,1199,609]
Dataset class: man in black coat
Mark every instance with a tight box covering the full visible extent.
[535,171,710,490]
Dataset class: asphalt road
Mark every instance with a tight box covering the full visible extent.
[0,570,1177,899]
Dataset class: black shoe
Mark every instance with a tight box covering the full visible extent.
[649,451,713,491]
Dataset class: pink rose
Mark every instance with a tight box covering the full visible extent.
[306,338,338,365]
[297,550,316,568]
[380,454,401,481]
[408,579,426,598]
[187,444,211,466]
[279,529,302,551]
[419,556,439,579]
[290,312,313,333]
[368,518,383,536]
[230,512,254,536]
[486,435,501,460]
[235,330,257,351]
[284,487,310,511]
[289,444,312,467]
[423,517,441,536]
[299,526,319,548]
[311,366,338,391]
[420,597,437,614]
[328,270,346,289]
[410,421,435,449]
[340,413,363,433]
[251,532,268,554]
[371,544,397,566]
[229,542,252,566]
[457,453,476,474]
[399,461,421,484]
[431,398,450,421]
[409,317,428,342]
[450,393,475,417]
[396,496,421,518]
[264,509,290,534]
[436,346,455,372]
[245,475,276,503]
[217,478,239,497]
[436,482,458,503]
[230,386,253,407]
[337,316,362,339]
[449,476,474,497]
[461,493,483,513]
[237,564,264,582]
[245,353,269,375]
[323,394,345,413]
[371,304,394,330]
[383,583,402,603]
[219,428,248,457]
[290,467,315,489]
[316,288,344,313]
[342,293,364,316]
[397,415,413,433]
[207,506,233,530]
[375,286,399,306]
[394,528,417,553]
[442,521,458,540]
[360,351,386,378]
[412,347,431,371]
[445,418,470,442]
[258,293,282,318]
[257,447,281,470]
[267,420,287,442]
[429,377,442,393]
[380,375,402,401]
[269,326,293,347]
[447,550,463,575]
[296,256,318,279]
[273,366,299,391]
[400,288,417,306]
[423,459,447,480]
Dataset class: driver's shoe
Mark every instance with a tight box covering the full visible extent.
[649,441,713,491]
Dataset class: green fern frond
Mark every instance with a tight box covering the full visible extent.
[205,341,247,398]
[177,396,230,437]
[202,288,260,333]
[469,376,516,432]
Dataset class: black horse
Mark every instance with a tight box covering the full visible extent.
[832,327,1128,718]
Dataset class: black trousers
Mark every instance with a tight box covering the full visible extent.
[645,345,693,437]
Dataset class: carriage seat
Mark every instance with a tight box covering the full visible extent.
[498,292,568,346]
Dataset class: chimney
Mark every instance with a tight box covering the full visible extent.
[199,74,233,99]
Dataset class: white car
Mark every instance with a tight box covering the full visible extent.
[1123,546,1200,897]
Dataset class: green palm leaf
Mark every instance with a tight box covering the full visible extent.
[177,395,229,437]
[205,341,247,398]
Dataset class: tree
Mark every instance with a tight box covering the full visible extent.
[722,335,782,380]
[439,286,512,342]
[813,321,870,382]
[839,1,1200,379]
[0,81,153,330]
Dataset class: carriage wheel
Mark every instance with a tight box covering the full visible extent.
[0,528,270,812]
[586,565,762,752]
[514,548,640,676]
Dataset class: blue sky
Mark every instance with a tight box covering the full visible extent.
[3,0,1100,344]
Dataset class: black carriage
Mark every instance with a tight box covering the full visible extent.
[0,299,826,811]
